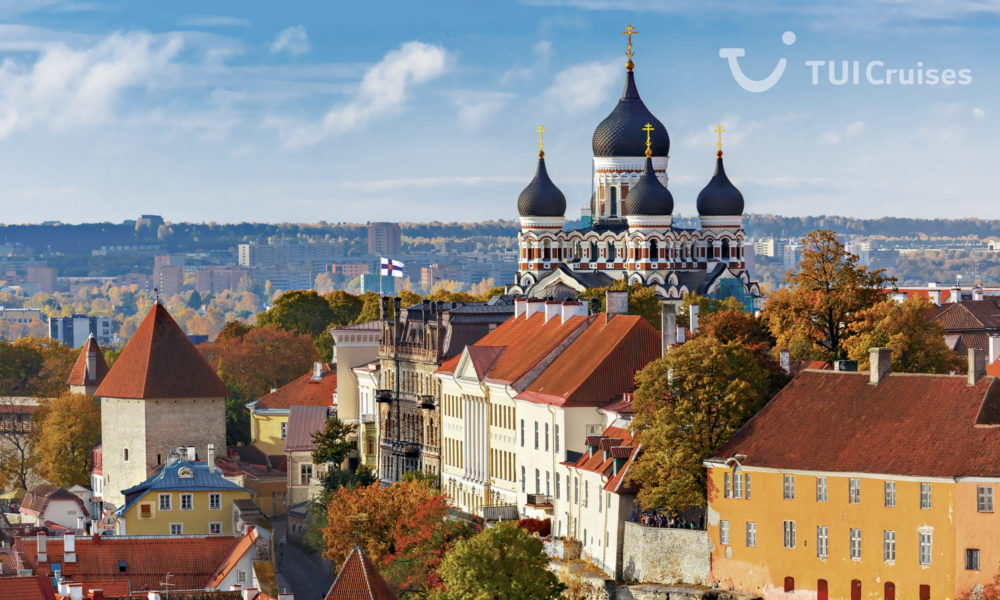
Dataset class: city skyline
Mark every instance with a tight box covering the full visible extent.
[0,1,995,224]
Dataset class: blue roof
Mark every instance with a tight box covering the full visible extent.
[116,457,248,518]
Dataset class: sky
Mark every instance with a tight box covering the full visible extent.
[0,0,997,224]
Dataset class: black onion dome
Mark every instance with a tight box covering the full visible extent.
[517,155,566,218]
[592,70,670,157]
[623,156,673,216]
[696,153,744,216]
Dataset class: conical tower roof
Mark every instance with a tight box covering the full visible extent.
[94,302,230,399]
[325,546,398,600]
[67,333,110,387]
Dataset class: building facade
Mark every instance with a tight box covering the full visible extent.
[330,321,381,470]
[49,315,112,347]
[367,222,402,256]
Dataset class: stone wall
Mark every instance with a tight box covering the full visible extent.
[621,522,712,585]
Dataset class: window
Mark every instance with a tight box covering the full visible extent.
[816,526,828,558]
[598,487,602,512]
[555,424,560,453]
[919,531,933,565]
[300,463,313,485]
[733,468,743,498]
[848,478,860,504]
[534,422,539,449]
[724,472,731,498]
[545,424,549,451]
[920,483,932,509]
[521,466,526,492]
[584,481,589,508]
[783,475,794,500]
[967,548,981,570]
[139,504,152,519]
[520,420,525,447]
[884,481,896,507]
[782,520,796,548]
[180,494,193,510]
[209,493,221,510]
[170,523,183,535]
[555,473,561,499]
[123,448,129,461]
[574,478,579,504]
[535,469,540,494]
[159,493,171,511]
[816,477,827,502]
[745,522,756,547]
[850,529,861,560]
[745,473,751,499]
[720,521,730,545]
[978,486,994,513]
[884,530,895,562]
[209,522,222,534]
[281,421,287,439]
[237,570,247,584]
[546,471,551,497]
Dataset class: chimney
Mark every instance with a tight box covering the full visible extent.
[86,341,98,383]
[89,591,105,600]
[779,350,791,374]
[37,535,47,562]
[543,300,561,324]
[969,348,987,386]
[929,289,941,306]
[951,285,962,303]
[689,304,700,333]
[68,583,83,600]
[64,533,76,563]
[561,301,587,325]
[207,444,216,472]
[974,286,985,301]
[513,298,527,319]
[869,347,891,385]
[147,592,162,600]
[524,299,544,319]
[606,290,628,321]
[661,302,677,356]
[834,360,858,372]
[989,335,1000,365]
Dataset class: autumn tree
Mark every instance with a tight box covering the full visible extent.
[696,296,773,347]
[323,480,470,596]
[627,335,784,511]
[432,522,564,600]
[0,341,43,396]
[0,397,38,490]
[844,294,961,373]
[325,290,364,326]
[14,337,77,397]
[33,393,101,488]
[761,229,894,361]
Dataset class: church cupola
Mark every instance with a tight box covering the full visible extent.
[697,126,744,228]
[624,125,673,221]
[517,126,566,221]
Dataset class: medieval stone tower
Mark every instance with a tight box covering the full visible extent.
[94,302,229,509]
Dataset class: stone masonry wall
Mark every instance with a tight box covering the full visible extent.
[621,522,712,586]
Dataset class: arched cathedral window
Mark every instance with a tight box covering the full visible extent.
[609,187,617,217]
[650,239,659,261]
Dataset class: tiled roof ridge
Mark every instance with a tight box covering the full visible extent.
[507,314,595,391]
[557,314,651,401]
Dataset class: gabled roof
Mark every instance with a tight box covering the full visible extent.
[570,422,638,494]
[931,299,1000,332]
[95,302,230,400]
[711,370,1000,478]
[465,346,505,379]
[255,363,336,410]
[117,457,247,518]
[325,546,398,600]
[14,534,241,596]
[284,405,330,452]
[20,485,87,518]
[0,575,56,600]
[205,526,260,589]
[66,335,110,387]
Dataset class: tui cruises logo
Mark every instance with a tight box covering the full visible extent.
[720,31,972,92]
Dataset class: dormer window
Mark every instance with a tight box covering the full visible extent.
[178,467,194,479]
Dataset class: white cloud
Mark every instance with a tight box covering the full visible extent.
[275,41,448,147]
[450,91,514,131]
[269,25,309,56]
[500,40,552,85]
[542,60,618,113]
[180,15,250,28]
[0,31,185,138]
[974,107,986,119]
[820,119,865,145]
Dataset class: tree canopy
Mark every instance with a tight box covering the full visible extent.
[33,393,101,488]
[311,416,357,468]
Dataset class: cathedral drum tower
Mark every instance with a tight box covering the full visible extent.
[508,26,762,309]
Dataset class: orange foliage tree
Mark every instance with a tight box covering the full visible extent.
[323,480,471,596]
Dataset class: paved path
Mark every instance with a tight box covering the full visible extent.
[273,516,334,600]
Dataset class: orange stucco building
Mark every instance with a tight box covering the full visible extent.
[706,349,1000,600]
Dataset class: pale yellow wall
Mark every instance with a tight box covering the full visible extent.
[286,450,314,507]
[251,412,289,456]
[120,488,251,535]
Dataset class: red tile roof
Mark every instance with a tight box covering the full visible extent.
[571,423,638,493]
[711,371,1000,477]
[205,527,260,589]
[325,546,398,600]
[516,314,659,407]
[20,485,87,518]
[67,336,110,387]
[0,575,56,600]
[95,303,230,399]
[255,363,336,410]
[15,534,242,596]
[932,300,1000,331]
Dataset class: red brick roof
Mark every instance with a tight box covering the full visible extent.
[204,527,260,589]
[255,363,336,410]
[516,314,659,407]
[19,484,87,518]
[14,534,242,596]
[67,336,110,387]
[0,575,56,600]
[711,371,1000,477]
[95,303,230,399]
[325,546,397,600]
[571,423,638,493]
[932,300,1000,331]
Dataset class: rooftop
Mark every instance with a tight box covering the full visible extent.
[324,546,398,600]
[285,404,330,453]
[66,335,109,388]
[254,363,337,411]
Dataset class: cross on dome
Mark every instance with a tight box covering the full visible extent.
[714,124,726,157]
[642,122,654,157]
[536,125,546,157]
[622,24,637,71]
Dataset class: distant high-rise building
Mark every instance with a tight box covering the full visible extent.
[26,265,56,294]
[328,263,371,278]
[367,222,401,256]
[153,265,184,297]
[753,237,776,258]
[783,244,803,273]
[135,214,164,230]
[195,267,251,294]
[49,315,112,348]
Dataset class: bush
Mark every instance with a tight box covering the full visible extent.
[516,517,551,537]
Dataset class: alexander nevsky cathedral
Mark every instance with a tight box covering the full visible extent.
[507,28,763,309]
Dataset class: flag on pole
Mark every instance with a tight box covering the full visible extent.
[380,257,405,278]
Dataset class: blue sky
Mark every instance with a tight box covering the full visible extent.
[0,0,997,224]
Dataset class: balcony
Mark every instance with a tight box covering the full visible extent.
[524,493,553,508]
[418,395,435,410]
[375,389,393,404]
[402,443,421,456]
[360,413,376,424]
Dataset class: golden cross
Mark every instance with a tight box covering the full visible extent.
[642,123,654,156]
[622,25,637,58]
[714,124,726,152]
[536,125,546,153]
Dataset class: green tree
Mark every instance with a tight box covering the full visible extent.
[761,229,894,361]
[311,417,358,468]
[325,290,364,326]
[256,290,335,338]
[33,393,101,488]
[0,341,43,396]
[627,335,782,511]
[844,294,961,373]
[14,337,77,397]
[187,290,203,309]
[433,522,564,600]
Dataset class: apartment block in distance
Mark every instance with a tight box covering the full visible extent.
[49,314,112,347]
[367,222,401,256]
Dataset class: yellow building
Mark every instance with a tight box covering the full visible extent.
[115,447,252,536]
[247,362,336,456]
[707,349,1000,600]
